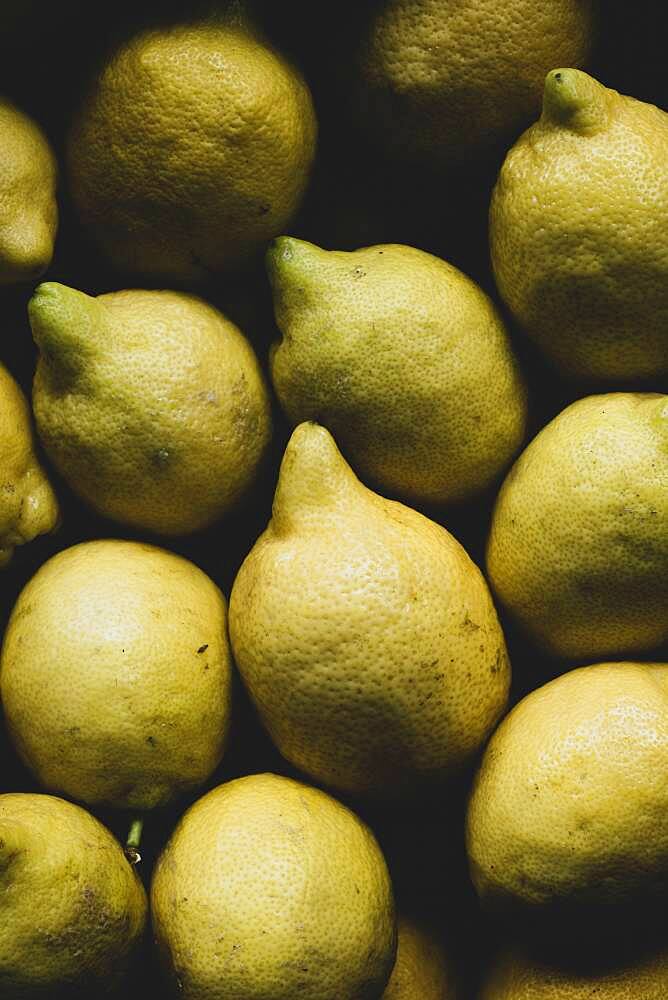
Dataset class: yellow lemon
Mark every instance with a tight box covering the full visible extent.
[0,792,146,997]
[229,422,510,799]
[0,97,57,285]
[481,943,668,999]
[67,16,317,282]
[467,661,668,911]
[491,69,668,380]
[268,238,527,507]
[151,772,396,999]
[0,360,59,567]
[487,393,668,662]
[341,0,596,168]
[382,912,456,999]
[30,282,272,536]
[0,539,233,810]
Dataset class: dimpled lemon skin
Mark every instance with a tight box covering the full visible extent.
[346,0,596,168]
[480,944,668,1000]
[0,361,59,568]
[229,423,510,800]
[151,773,396,1000]
[381,913,456,999]
[67,22,317,282]
[30,283,272,536]
[0,793,147,998]
[268,238,527,507]
[491,69,668,381]
[0,539,232,811]
[0,98,57,285]
[466,662,668,912]
[487,393,668,663]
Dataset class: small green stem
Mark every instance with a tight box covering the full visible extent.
[124,817,144,865]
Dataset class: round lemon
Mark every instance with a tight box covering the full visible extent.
[0,792,146,997]
[487,392,668,662]
[151,772,396,999]
[67,18,317,282]
[467,661,668,911]
[342,0,596,168]
[0,539,233,810]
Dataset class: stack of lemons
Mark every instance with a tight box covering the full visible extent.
[1,1,666,998]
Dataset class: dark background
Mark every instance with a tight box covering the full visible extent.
[1,2,667,996]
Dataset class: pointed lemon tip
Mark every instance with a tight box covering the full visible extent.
[285,419,338,458]
[282,420,343,481]
[28,282,96,361]
[29,280,72,324]
[272,422,357,527]
[542,69,609,133]
[266,236,323,283]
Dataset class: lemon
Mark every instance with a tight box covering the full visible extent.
[481,942,668,999]
[341,0,596,168]
[229,422,510,799]
[0,539,233,811]
[66,16,317,282]
[491,69,668,380]
[268,238,527,507]
[486,392,668,662]
[382,912,456,999]
[151,772,396,999]
[0,360,59,567]
[0,97,57,285]
[466,661,668,911]
[29,282,272,536]
[0,792,146,997]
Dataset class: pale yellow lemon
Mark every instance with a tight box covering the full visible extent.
[491,69,668,380]
[151,772,396,1000]
[30,282,272,536]
[0,539,233,810]
[486,393,668,662]
[0,360,59,567]
[0,793,146,997]
[467,661,668,911]
[67,19,317,282]
[268,238,527,507]
[229,422,510,799]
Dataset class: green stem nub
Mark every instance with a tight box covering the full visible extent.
[125,817,144,865]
